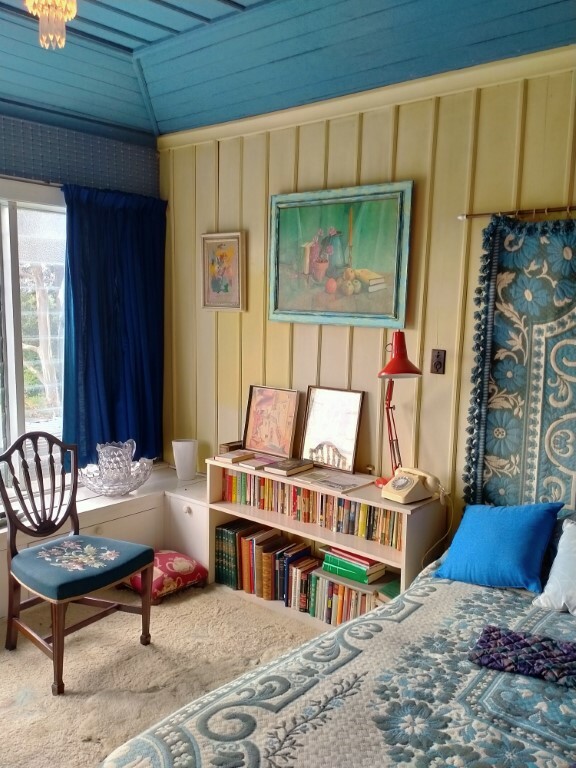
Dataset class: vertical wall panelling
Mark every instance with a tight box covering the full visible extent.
[355,108,398,476]
[292,122,326,442]
[421,93,474,486]
[194,141,219,462]
[522,73,574,208]
[320,115,360,389]
[159,49,576,523]
[394,99,436,470]
[241,133,268,423]
[217,139,244,445]
[266,128,297,387]
[474,83,523,213]
[171,146,197,446]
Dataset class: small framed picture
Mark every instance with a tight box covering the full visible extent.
[201,232,246,311]
[301,386,364,472]
[243,385,299,459]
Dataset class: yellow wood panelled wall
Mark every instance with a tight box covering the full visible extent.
[159,47,576,523]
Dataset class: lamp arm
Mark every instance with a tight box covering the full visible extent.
[385,378,402,475]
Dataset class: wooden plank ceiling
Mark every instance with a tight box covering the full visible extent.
[0,0,574,146]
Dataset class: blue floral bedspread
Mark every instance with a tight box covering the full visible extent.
[101,564,576,768]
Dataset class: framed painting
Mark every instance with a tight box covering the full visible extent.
[300,386,364,473]
[268,182,413,328]
[201,232,245,311]
[243,385,299,458]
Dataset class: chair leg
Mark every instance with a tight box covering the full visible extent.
[51,603,66,695]
[139,564,152,646]
[5,574,21,651]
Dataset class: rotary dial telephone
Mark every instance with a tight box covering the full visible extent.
[380,467,443,504]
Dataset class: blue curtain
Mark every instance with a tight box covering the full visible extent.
[62,185,167,466]
[463,215,576,511]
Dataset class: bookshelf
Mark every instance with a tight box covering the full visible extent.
[206,459,446,593]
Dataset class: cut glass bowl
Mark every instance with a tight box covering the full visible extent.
[79,458,153,496]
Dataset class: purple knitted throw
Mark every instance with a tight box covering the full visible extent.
[469,625,576,688]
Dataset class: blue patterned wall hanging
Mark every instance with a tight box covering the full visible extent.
[463,215,576,512]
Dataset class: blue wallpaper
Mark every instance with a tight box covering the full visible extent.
[0,115,158,197]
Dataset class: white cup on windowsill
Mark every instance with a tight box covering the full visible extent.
[172,439,198,481]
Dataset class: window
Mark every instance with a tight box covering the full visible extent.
[0,180,66,454]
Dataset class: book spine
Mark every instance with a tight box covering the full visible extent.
[261,551,273,600]
[308,572,318,617]
[325,581,334,624]
[336,583,345,625]
[241,537,253,594]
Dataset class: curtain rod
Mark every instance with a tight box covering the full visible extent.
[457,205,575,221]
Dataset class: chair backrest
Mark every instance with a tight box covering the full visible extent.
[0,432,79,558]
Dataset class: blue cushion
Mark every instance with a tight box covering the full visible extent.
[11,535,154,601]
[434,502,564,592]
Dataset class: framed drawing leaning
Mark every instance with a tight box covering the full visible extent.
[268,182,413,328]
[301,386,364,473]
[201,232,245,311]
[243,385,299,459]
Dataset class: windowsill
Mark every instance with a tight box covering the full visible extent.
[0,464,206,540]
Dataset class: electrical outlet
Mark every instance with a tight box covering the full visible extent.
[431,349,446,374]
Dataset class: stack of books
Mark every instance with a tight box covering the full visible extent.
[321,546,387,584]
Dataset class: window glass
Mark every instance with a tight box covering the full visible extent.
[17,207,66,436]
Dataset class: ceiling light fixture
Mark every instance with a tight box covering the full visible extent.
[25,0,77,50]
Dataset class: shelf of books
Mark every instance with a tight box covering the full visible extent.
[206,459,446,603]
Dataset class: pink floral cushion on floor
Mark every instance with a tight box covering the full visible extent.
[128,549,208,604]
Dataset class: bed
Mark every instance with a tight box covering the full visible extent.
[101,551,576,767]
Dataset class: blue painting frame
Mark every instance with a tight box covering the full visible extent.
[268,182,413,328]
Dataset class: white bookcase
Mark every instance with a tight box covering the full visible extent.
[206,459,446,592]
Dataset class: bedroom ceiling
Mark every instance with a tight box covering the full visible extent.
[0,0,574,147]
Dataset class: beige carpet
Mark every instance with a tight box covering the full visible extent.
[0,584,322,768]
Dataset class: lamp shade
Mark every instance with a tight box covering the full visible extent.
[378,331,421,378]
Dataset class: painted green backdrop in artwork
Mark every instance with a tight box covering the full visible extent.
[277,199,399,275]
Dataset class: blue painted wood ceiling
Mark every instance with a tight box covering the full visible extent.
[0,0,574,147]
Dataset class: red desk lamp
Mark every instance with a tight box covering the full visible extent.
[377,331,422,482]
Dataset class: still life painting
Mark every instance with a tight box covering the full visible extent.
[243,385,299,458]
[202,232,245,310]
[268,182,412,327]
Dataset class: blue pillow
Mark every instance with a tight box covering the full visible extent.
[434,502,564,592]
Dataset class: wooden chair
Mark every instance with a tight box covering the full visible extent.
[0,431,154,695]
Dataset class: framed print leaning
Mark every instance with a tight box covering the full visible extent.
[300,386,364,472]
[268,182,413,328]
[201,232,245,311]
[243,385,299,458]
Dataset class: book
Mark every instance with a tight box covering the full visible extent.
[215,448,255,463]
[255,534,288,598]
[354,267,385,286]
[261,537,290,600]
[323,546,386,573]
[218,440,243,453]
[264,458,314,477]
[298,468,375,493]
[322,559,386,584]
[240,526,272,593]
[282,542,312,606]
[376,575,401,603]
[238,454,278,470]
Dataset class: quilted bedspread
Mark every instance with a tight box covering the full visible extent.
[101,563,576,768]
